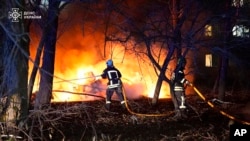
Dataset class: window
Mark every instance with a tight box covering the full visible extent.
[232,25,249,38]
[204,25,212,37]
[232,0,244,7]
[205,54,213,67]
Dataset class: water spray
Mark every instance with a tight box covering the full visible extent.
[54,74,102,83]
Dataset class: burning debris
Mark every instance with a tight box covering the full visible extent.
[51,71,107,102]
[29,22,182,103]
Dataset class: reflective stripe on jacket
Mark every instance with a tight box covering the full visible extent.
[102,66,122,88]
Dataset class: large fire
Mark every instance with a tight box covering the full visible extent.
[29,41,195,102]
[29,44,173,102]
[28,5,193,102]
[29,39,175,102]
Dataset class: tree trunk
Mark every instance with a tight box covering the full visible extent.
[152,44,175,105]
[34,0,60,109]
[152,73,164,105]
[218,57,228,100]
[172,0,182,58]
[0,0,30,129]
[218,1,232,101]
[28,32,45,107]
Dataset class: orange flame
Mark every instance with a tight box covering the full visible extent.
[29,22,193,102]
[29,46,173,102]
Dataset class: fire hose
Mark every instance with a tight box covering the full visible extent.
[121,85,174,117]
[54,74,250,124]
[189,83,250,125]
[122,82,250,125]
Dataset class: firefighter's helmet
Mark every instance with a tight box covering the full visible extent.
[106,59,113,67]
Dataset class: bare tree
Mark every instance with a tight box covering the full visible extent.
[201,0,250,100]
[88,0,212,105]
[217,1,232,100]
[33,0,70,109]
[96,0,250,103]
[29,0,97,109]
[0,0,30,129]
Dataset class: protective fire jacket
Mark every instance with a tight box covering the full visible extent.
[171,68,188,92]
[101,66,122,88]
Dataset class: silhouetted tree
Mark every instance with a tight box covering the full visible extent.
[92,0,212,104]
[34,0,61,109]
[0,0,30,128]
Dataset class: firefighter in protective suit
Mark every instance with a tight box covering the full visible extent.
[170,56,190,119]
[101,59,126,111]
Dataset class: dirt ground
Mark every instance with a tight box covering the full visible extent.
[39,93,237,141]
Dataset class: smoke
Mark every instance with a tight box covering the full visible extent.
[28,3,179,102]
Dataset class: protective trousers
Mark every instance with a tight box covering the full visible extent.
[170,86,187,118]
[173,90,186,110]
[105,86,126,110]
